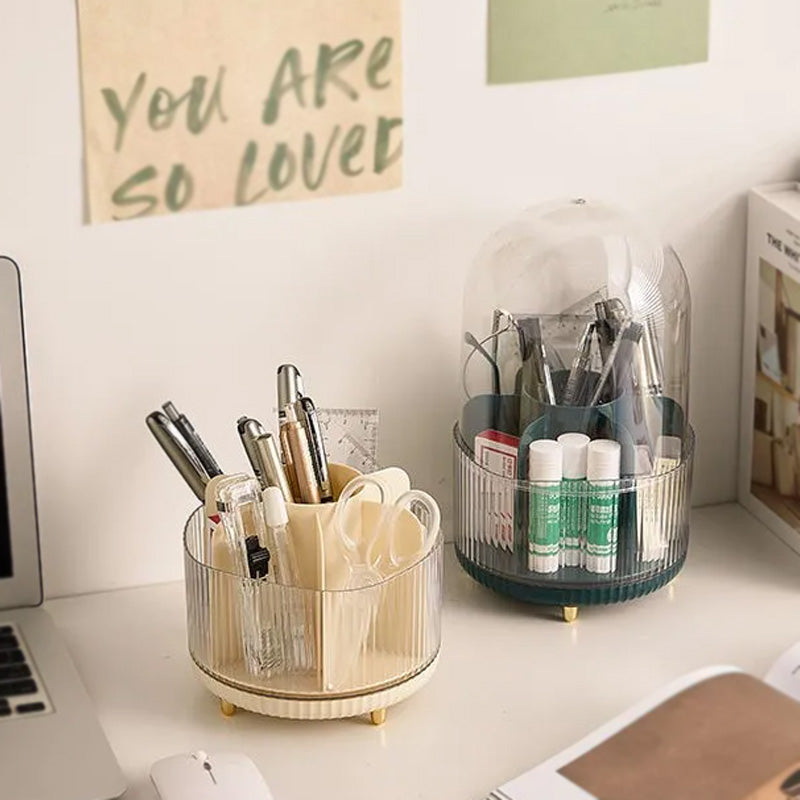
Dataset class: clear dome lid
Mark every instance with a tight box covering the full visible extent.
[459,198,691,476]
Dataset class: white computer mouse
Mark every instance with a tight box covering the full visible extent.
[151,750,273,800]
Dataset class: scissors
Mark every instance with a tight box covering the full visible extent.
[333,475,440,589]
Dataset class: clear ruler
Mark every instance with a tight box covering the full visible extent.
[316,408,379,472]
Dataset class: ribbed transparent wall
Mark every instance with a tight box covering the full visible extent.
[184,508,443,698]
[454,425,694,605]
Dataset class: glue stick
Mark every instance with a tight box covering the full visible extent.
[528,440,563,573]
[586,440,621,574]
[557,433,590,568]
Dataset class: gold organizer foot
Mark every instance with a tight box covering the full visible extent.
[562,606,578,623]
[220,699,237,717]
[370,708,387,726]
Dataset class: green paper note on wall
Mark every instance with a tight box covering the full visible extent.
[488,0,710,84]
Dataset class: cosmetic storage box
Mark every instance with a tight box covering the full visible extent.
[184,464,443,724]
[454,199,694,621]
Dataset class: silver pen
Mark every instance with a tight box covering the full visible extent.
[298,397,333,502]
[146,410,208,500]
[254,433,294,503]
[562,321,596,406]
[162,401,222,477]
[237,416,295,503]
[237,416,268,481]
[277,364,304,425]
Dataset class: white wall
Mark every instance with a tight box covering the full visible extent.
[2,1,800,597]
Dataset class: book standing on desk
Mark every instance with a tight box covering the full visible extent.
[739,183,800,553]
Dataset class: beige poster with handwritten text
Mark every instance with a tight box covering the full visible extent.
[77,0,403,223]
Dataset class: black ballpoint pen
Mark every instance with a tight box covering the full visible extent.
[298,397,333,502]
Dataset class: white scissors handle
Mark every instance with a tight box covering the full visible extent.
[385,490,440,569]
[335,476,441,573]
[333,476,393,587]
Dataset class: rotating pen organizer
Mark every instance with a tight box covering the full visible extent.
[454,199,695,621]
[184,464,443,724]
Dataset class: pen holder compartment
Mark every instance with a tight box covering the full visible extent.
[453,422,694,609]
[183,501,443,721]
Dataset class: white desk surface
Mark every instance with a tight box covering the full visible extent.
[46,502,800,800]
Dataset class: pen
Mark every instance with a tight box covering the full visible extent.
[298,397,333,502]
[277,364,304,425]
[594,302,616,366]
[162,401,222,478]
[146,410,208,500]
[236,416,295,503]
[254,433,295,503]
[281,401,320,504]
[237,416,268,482]
[638,316,664,396]
[589,321,643,406]
[561,321,596,406]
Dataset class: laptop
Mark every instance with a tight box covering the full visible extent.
[0,257,126,799]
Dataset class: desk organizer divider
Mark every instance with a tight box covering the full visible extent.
[183,505,443,723]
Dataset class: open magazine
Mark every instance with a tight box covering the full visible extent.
[488,643,800,800]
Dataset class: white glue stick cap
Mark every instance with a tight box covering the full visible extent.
[263,486,289,527]
[587,439,621,482]
[655,435,682,461]
[528,440,563,482]
[557,433,590,479]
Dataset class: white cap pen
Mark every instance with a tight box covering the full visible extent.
[262,486,299,587]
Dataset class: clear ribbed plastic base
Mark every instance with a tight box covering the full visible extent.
[184,508,443,702]
[453,424,694,606]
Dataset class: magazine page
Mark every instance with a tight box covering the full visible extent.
[765,641,800,701]
[490,665,800,800]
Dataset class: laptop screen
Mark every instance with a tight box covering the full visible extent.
[0,406,11,579]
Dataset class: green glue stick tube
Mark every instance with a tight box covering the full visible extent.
[586,439,621,575]
[528,439,563,574]
[557,433,590,569]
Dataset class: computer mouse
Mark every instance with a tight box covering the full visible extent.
[151,750,274,800]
